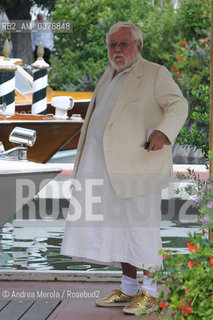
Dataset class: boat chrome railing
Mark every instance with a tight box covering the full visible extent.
[0,127,36,161]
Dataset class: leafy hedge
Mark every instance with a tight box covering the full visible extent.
[49,0,210,95]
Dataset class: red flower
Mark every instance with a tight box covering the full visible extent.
[183,40,188,47]
[179,303,192,317]
[187,242,199,252]
[188,261,192,268]
[176,71,181,76]
[188,260,198,268]
[179,304,185,311]
[176,57,180,62]
[159,302,168,309]
[179,305,186,317]
[193,245,199,251]
[186,306,192,314]
[190,245,199,252]
[209,257,213,266]
[202,229,207,235]
[195,76,199,81]
[185,287,189,293]
[162,249,170,259]
[172,66,177,71]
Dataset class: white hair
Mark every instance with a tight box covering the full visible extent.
[106,21,143,46]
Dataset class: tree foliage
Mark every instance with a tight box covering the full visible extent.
[49,0,210,94]
[49,0,178,90]
[176,0,210,41]
[177,85,210,160]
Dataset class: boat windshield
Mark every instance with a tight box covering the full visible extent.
[15,66,33,94]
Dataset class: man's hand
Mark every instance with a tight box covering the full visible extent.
[147,130,169,152]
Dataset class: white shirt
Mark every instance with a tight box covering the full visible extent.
[31,22,54,51]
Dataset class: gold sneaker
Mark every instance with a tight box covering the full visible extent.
[96,288,135,307]
[123,290,157,314]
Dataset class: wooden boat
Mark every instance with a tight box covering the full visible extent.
[0,113,83,163]
[0,62,92,157]
[15,93,91,151]
[13,64,91,118]
[16,89,91,119]
[0,124,62,225]
[13,65,91,151]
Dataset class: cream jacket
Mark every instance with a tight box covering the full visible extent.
[73,56,188,198]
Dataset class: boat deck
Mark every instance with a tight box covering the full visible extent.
[0,281,160,319]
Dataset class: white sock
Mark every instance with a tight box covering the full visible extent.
[121,275,139,295]
[141,276,158,298]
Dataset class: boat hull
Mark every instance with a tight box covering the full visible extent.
[0,160,61,226]
[0,114,83,163]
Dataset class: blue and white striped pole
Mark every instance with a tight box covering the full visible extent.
[31,43,49,115]
[0,40,17,114]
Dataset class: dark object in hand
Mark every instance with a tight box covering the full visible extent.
[144,141,150,149]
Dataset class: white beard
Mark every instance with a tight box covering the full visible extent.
[109,51,139,73]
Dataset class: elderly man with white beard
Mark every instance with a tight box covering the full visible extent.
[61,21,188,315]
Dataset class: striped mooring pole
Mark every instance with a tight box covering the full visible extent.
[0,39,17,114]
[31,43,49,115]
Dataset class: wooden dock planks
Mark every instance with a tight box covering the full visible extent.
[0,300,34,320]
[0,300,61,320]
[0,300,10,311]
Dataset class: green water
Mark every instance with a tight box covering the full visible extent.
[0,219,200,271]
